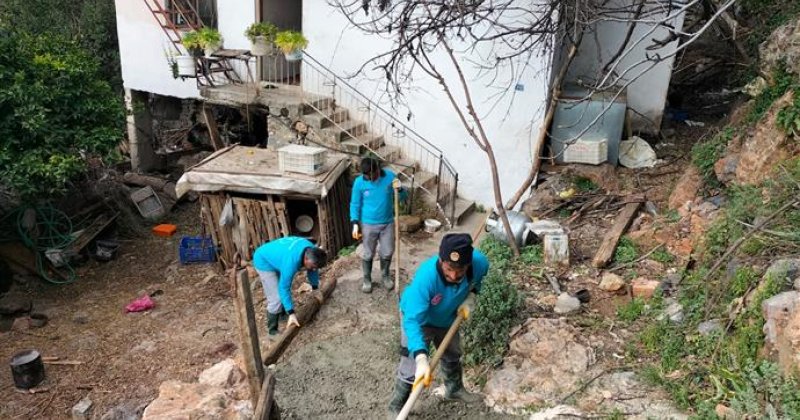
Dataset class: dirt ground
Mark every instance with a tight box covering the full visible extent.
[0,202,515,419]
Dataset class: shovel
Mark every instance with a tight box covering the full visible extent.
[396,311,466,420]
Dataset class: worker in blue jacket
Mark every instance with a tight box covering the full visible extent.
[350,156,405,293]
[387,233,489,417]
[252,236,328,336]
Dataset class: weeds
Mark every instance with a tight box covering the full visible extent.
[337,244,356,258]
[613,236,638,264]
[617,298,645,323]
[691,127,734,187]
[650,248,675,264]
[573,177,597,192]
[745,65,795,125]
[776,87,800,135]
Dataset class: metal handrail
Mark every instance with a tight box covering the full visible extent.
[300,52,460,224]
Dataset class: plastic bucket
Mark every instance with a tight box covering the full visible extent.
[424,219,442,233]
[176,56,196,77]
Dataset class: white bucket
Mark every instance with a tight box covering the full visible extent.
[424,219,442,233]
[176,56,196,77]
[284,49,303,62]
[250,37,273,56]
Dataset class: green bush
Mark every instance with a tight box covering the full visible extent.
[463,237,522,367]
[613,236,638,264]
[0,29,124,201]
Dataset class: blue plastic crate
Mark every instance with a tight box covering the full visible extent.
[179,236,216,264]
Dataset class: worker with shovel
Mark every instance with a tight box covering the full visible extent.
[387,233,489,418]
[350,156,405,293]
[252,236,328,336]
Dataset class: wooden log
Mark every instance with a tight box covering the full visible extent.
[263,277,337,366]
[203,103,225,151]
[122,172,169,191]
[65,212,118,254]
[592,201,641,268]
[253,371,277,420]
[232,267,265,406]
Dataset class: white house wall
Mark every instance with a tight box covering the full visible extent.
[114,0,255,99]
[302,1,553,207]
[567,0,686,132]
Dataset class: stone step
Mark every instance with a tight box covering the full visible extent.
[452,197,476,226]
[340,133,385,155]
[374,145,401,162]
[389,157,418,178]
[335,119,368,141]
[304,97,335,113]
[303,108,348,129]
[406,170,438,192]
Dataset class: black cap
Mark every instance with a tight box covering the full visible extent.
[439,233,473,266]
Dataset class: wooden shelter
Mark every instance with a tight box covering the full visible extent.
[176,145,352,268]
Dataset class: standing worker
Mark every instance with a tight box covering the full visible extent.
[252,236,328,336]
[350,156,405,293]
[387,233,489,418]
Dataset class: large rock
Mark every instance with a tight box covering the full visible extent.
[398,215,422,233]
[142,381,252,420]
[198,359,243,388]
[764,259,800,286]
[562,164,619,193]
[484,318,596,412]
[761,291,800,375]
[599,273,625,292]
[759,16,800,77]
[734,91,796,185]
[668,166,702,211]
[554,293,581,314]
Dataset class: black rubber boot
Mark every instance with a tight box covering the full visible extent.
[380,258,394,290]
[361,259,373,293]
[267,312,280,336]
[387,379,412,419]
[442,363,482,403]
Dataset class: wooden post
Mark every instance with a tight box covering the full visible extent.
[253,371,278,420]
[592,201,641,268]
[262,277,337,366]
[232,268,265,405]
[203,103,224,151]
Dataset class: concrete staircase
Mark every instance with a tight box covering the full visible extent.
[299,101,476,226]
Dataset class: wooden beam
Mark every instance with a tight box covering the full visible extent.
[232,268,265,405]
[592,201,641,268]
[203,103,224,151]
[263,277,337,366]
[253,371,278,420]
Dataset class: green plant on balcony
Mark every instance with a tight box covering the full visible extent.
[275,30,308,61]
[196,27,222,56]
[181,30,203,57]
[245,22,278,56]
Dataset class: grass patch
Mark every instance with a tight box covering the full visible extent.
[651,248,675,264]
[573,177,597,192]
[617,298,646,323]
[777,87,800,135]
[613,236,638,264]
[745,65,796,125]
[337,243,357,258]
[691,127,735,187]
[519,244,543,265]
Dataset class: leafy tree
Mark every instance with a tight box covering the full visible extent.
[0,28,124,202]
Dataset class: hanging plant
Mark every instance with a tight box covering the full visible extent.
[275,30,308,61]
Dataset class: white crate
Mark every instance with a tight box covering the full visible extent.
[278,144,327,175]
[563,139,608,165]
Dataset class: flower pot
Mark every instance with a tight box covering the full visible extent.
[283,49,303,62]
[204,42,221,57]
[250,36,274,56]
[176,55,196,77]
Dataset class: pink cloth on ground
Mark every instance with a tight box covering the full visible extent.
[125,295,155,312]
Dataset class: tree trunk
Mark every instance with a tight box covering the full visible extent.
[484,142,520,256]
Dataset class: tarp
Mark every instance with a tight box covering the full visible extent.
[176,145,350,198]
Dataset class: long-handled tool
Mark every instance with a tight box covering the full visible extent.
[393,182,401,295]
[396,312,466,420]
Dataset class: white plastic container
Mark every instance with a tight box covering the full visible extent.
[176,56,196,77]
[563,139,608,165]
[424,219,442,233]
[544,232,569,267]
[278,144,327,175]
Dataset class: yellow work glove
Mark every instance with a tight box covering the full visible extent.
[458,292,477,319]
[351,222,362,240]
[414,354,431,387]
[392,178,401,189]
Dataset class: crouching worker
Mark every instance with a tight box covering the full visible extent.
[387,233,489,418]
[350,156,406,293]
[252,236,328,336]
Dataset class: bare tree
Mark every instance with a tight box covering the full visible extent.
[331,0,736,255]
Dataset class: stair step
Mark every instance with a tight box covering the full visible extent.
[389,158,418,178]
[374,145,401,162]
[304,97,335,113]
[303,108,348,129]
[340,133,385,155]
[452,197,476,225]
[335,120,368,141]
[407,170,438,191]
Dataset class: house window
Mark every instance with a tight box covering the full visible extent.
[167,0,217,29]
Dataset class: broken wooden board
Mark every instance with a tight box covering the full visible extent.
[65,212,118,255]
[592,201,641,268]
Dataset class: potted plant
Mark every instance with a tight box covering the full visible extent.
[275,30,308,61]
[181,30,204,58]
[197,27,223,57]
[245,22,278,56]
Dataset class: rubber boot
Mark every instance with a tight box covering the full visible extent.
[442,363,482,403]
[267,312,280,336]
[361,259,373,293]
[387,379,412,419]
[380,258,394,290]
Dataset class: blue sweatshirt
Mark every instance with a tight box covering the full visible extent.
[252,236,319,313]
[399,250,490,356]
[350,169,399,225]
